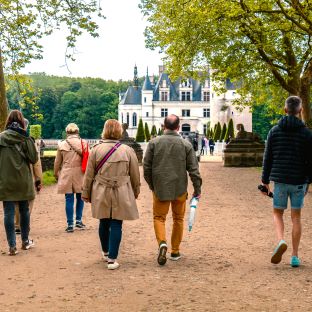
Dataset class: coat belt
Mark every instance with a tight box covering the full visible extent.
[94,175,130,188]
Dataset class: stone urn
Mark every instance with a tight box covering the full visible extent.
[119,123,143,164]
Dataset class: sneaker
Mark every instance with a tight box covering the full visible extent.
[170,252,182,261]
[101,251,109,262]
[107,261,120,270]
[15,228,21,235]
[157,242,167,266]
[271,240,287,264]
[22,239,35,250]
[290,256,300,268]
[8,247,18,256]
[65,225,74,233]
[75,221,86,229]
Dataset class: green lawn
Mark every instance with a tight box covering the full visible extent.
[42,170,57,186]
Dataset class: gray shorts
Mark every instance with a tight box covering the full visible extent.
[273,182,307,209]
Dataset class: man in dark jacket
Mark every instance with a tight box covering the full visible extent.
[143,114,202,266]
[261,96,312,267]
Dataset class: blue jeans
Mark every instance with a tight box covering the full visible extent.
[273,182,308,209]
[3,201,30,247]
[65,193,84,226]
[99,219,123,260]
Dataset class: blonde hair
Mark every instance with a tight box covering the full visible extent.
[102,119,122,140]
[65,123,79,134]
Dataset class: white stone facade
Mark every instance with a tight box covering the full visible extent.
[118,66,252,138]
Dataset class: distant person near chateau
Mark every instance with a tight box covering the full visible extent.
[82,119,140,270]
[200,136,206,155]
[54,123,88,232]
[0,110,38,255]
[143,114,202,265]
[15,118,43,235]
[209,138,215,155]
[261,96,312,267]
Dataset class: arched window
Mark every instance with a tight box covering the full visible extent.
[133,112,137,127]
[181,124,191,132]
[126,112,129,125]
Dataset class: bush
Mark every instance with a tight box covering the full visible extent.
[157,128,161,136]
[43,170,57,186]
[151,125,157,137]
[30,125,42,139]
[144,122,151,142]
[213,122,222,141]
[220,123,227,141]
[225,118,235,141]
[136,119,145,142]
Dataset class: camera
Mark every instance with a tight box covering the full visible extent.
[258,184,274,198]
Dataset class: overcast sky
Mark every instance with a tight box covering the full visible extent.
[22,0,162,81]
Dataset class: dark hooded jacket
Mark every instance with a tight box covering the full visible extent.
[262,115,312,185]
[0,126,38,201]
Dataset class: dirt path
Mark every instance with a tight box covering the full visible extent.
[1,162,312,312]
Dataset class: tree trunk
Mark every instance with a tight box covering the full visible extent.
[0,48,8,131]
[299,77,312,125]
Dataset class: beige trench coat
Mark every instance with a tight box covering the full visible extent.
[82,140,140,221]
[54,135,86,194]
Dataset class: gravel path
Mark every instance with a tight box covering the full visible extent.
[1,162,312,311]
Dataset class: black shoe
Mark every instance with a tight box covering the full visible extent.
[157,242,167,266]
[75,221,86,229]
[15,228,21,235]
[65,225,74,233]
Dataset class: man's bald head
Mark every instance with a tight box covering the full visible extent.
[164,114,180,131]
[285,96,302,116]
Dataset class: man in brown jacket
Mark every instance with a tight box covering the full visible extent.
[143,114,202,265]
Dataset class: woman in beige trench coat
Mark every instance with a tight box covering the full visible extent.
[82,119,140,270]
[54,123,88,232]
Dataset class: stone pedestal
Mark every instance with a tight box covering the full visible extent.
[120,138,143,164]
[223,139,265,167]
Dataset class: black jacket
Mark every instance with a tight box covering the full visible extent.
[262,115,312,185]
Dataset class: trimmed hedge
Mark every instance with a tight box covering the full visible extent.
[30,125,42,139]
[136,119,145,142]
[144,122,151,142]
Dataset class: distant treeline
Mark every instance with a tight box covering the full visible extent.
[6,73,142,139]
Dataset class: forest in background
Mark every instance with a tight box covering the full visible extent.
[6,73,137,139]
[6,72,274,140]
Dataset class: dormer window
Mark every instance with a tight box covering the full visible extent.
[181,91,191,101]
[203,91,210,101]
[162,79,167,88]
[160,91,169,101]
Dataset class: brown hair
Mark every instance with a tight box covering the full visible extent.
[164,114,180,130]
[102,119,122,140]
[5,110,26,129]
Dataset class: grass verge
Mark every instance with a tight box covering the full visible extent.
[43,170,57,186]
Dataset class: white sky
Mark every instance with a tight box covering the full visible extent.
[22,0,162,81]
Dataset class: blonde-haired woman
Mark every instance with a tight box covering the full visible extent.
[54,123,88,232]
[82,119,140,270]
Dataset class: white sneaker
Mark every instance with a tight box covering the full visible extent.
[107,261,120,270]
[22,239,35,250]
[101,251,108,262]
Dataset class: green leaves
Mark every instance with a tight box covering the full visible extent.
[141,0,312,121]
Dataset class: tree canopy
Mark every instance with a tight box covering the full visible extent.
[0,0,103,130]
[141,0,312,124]
[6,73,129,139]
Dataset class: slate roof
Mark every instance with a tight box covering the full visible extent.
[142,75,153,91]
[120,70,234,105]
[120,86,142,105]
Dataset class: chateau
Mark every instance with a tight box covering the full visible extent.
[118,65,252,138]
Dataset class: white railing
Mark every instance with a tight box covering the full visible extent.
[44,139,100,148]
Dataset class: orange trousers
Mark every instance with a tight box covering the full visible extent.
[153,192,187,254]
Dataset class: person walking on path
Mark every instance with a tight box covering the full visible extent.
[82,119,140,270]
[15,118,43,234]
[200,136,206,156]
[261,96,312,267]
[54,123,88,233]
[209,138,215,155]
[0,110,38,255]
[143,114,202,266]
